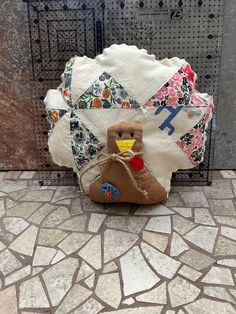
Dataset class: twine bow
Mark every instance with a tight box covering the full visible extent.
[79,150,149,199]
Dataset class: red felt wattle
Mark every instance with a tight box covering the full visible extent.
[129,156,144,171]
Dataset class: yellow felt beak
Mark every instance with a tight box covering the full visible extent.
[116,139,136,152]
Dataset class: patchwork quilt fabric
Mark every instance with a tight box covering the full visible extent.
[44,44,214,194]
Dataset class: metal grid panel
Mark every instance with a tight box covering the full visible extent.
[24,0,224,186]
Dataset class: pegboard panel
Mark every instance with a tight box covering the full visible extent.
[24,0,105,185]
[24,0,224,186]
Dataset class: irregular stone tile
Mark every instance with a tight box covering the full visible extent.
[168,276,200,307]
[4,171,22,179]
[0,199,5,217]
[179,249,215,270]
[52,186,78,202]
[28,203,58,224]
[170,232,189,257]
[230,289,236,299]
[0,249,22,275]
[95,273,121,308]
[8,189,27,201]
[88,213,106,232]
[172,215,196,235]
[71,297,104,314]
[102,306,163,314]
[221,170,236,178]
[33,246,57,266]
[120,246,159,296]
[0,225,13,243]
[203,179,234,199]
[7,202,42,218]
[70,197,83,216]
[19,276,49,308]
[38,228,68,246]
[84,273,95,289]
[171,207,192,218]
[141,242,181,279]
[5,265,31,285]
[135,204,175,215]
[178,265,202,282]
[42,206,70,228]
[6,199,17,209]
[103,262,118,273]
[51,250,66,264]
[55,199,71,205]
[76,261,94,282]
[184,297,236,314]
[20,171,36,179]
[215,216,236,227]
[180,191,208,207]
[9,225,38,256]
[58,215,87,232]
[105,203,130,215]
[78,235,101,270]
[233,180,236,189]
[0,180,27,193]
[42,258,79,306]
[165,192,184,207]
[204,286,235,304]
[3,217,29,235]
[0,285,17,314]
[209,199,236,215]
[82,196,104,212]
[215,236,236,256]
[194,208,216,225]
[217,259,236,267]
[32,267,44,276]
[58,233,92,255]
[104,229,138,263]
[122,297,135,305]
[184,226,218,253]
[145,216,171,234]
[0,191,6,197]
[19,190,53,202]
[0,240,6,252]
[55,284,92,314]
[0,172,6,182]
[221,226,236,241]
[142,231,168,252]
[105,216,147,233]
[136,281,167,304]
[201,266,234,285]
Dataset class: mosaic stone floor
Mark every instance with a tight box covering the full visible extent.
[0,171,236,313]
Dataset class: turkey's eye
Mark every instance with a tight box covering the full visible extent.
[130,132,134,137]
[118,132,122,138]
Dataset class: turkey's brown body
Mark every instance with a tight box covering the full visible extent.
[89,120,167,205]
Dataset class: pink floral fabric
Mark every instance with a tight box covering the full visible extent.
[143,62,199,109]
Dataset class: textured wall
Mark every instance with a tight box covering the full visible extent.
[213,1,236,169]
[0,0,38,170]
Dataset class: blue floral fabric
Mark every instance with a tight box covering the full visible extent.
[70,111,105,171]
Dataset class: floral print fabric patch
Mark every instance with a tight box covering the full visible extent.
[176,103,214,166]
[143,63,199,109]
[70,111,105,171]
[74,72,140,109]
[46,109,67,135]
[58,56,77,107]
